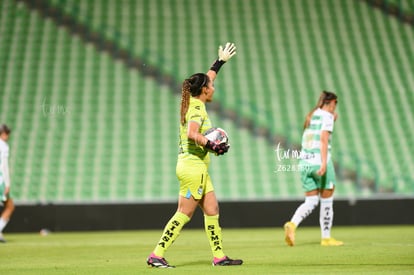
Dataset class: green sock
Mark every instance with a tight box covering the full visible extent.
[153,212,190,257]
[204,215,225,259]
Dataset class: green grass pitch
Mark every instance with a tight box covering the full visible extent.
[2,226,414,274]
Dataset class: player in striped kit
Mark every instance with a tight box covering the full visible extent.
[0,124,15,243]
[284,91,343,246]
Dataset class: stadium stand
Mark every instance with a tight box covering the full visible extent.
[0,0,413,203]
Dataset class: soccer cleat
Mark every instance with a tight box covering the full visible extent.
[213,256,243,266]
[0,233,6,243]
[146,254,175,268]
[321,237,344,246]
[284,221,296,246]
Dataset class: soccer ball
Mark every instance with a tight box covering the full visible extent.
[203,127,229,146]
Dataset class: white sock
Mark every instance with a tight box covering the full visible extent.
[320,197,334,239]
[291,195,319,227]
[0,218,8,233]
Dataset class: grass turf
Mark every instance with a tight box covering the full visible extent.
[1,226,413,274]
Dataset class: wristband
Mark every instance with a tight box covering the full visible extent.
[210,59,226,73]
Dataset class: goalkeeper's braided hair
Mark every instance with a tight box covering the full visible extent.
[180,73,209,125]
[180,80,191,125]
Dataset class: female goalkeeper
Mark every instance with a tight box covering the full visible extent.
[284,91,344,247]
[146,43,243,268]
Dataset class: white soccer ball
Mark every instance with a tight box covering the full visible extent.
[203,127,229,146]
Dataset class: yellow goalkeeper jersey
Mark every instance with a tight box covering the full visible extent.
[178,97,212,164]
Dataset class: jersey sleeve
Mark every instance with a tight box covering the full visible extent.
[321,112,334,132]
[187,103,204,126]
[0,142,9,159]
[0,142,10,187]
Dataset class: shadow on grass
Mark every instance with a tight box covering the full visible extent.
[175,260,211,267]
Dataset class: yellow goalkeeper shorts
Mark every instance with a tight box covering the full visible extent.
[176,159,214,200]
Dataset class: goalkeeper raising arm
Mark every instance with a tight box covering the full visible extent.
[146,43,243,268]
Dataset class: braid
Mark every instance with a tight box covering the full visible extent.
[180,79,191,125]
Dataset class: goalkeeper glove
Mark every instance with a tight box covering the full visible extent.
[210,42,237,73]
[218,42,237,62]
[205,140,230,155]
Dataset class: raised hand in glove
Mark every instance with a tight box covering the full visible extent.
[210,42,237,73]
[218,42,237,62]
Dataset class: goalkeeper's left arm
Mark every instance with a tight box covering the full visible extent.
[207,42,236,82]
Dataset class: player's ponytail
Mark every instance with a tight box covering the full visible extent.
[303,91,337,130]
[180,79,192,125]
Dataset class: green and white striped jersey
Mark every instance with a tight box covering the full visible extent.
[300,108,334,165]
[0,139,10,187]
